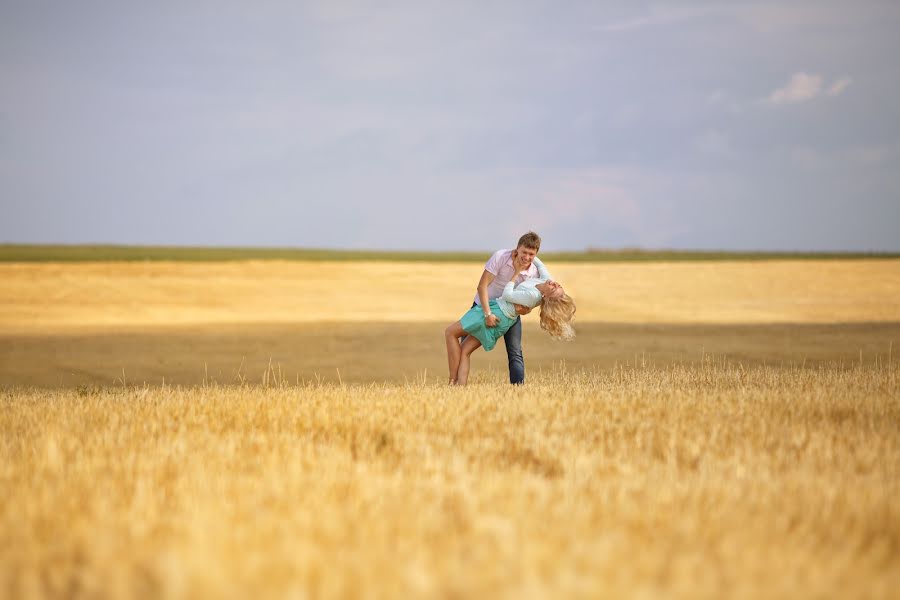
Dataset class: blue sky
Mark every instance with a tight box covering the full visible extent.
[2,1,899,251]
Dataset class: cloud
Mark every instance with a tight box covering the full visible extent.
[767,72,851,105]
[768,72,823,104]
[827,76,852,96]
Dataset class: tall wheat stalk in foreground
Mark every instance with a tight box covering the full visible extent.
[1,363,898,599]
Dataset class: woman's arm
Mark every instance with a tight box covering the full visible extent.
[501,281,542,308]
[533,256,551,279]
[533,256,552,280]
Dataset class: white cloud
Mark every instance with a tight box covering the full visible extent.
[768,72,823,104]
[767,73,851,105]
[827,76,852,96]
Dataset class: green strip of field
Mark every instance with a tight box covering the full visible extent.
[1,244,898,263]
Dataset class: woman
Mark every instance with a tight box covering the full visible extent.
[444,278,576,385]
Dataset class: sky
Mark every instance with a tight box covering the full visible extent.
[2,1,899,252]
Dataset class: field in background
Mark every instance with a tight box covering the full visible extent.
[2,258,898,597]
[3,259,899,331]
[2,259,899,387]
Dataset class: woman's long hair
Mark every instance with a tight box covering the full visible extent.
[539,293,576,341]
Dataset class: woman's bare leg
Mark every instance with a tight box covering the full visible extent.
[456,336,483,385]
[444,321,467,384]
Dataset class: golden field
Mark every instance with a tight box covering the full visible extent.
[2,259,900,331]
[2,366,898,599]
[1,259,899,598]
[2,259,899,387]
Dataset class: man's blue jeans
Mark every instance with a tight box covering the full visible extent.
[503,315,525,385]
[471,303,525,384]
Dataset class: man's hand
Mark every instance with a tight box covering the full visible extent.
[485,314,500,327]
[515,304,532,315]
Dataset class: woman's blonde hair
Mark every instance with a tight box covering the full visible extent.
[539,293,576,341]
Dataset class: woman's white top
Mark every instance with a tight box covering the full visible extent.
[496,279,546,319]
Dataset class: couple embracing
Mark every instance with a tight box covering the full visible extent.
[444,231,576,385]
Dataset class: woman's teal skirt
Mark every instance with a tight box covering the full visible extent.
[459,300,518,351]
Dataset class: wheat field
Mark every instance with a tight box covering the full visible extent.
[2,260,900,332]
[2,366,898,599]
[1,259,899,598]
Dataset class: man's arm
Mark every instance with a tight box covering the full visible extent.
[476,269,500,327]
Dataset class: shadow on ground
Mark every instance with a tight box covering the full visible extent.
[2,322,898,388]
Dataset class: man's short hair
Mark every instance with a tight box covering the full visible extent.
[517,231,541,252]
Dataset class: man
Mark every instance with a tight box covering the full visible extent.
[472,231,551,385]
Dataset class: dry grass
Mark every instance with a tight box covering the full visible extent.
[2,259,899,332]
[2,259,898,597]
[3,257,898,387]
[3,321,899,388]
[1,364,898,599]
